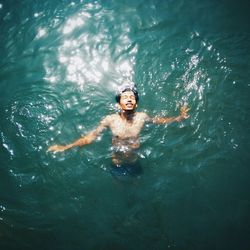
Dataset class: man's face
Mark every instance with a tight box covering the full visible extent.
[119,91,137,111]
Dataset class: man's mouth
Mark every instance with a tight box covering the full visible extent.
[125,103,133,108]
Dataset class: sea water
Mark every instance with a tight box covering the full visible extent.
[1,0,250,249]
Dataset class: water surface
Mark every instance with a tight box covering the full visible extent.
[1,0,250,249]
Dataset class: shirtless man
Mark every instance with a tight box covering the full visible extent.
[48,86,189,175]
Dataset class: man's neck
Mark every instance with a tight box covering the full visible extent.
[120,110,136,122]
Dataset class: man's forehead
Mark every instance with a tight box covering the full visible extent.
[121,90,135,96]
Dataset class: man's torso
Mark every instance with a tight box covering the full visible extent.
[107,112,148,139]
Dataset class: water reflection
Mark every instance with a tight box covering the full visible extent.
[35,27,47,39]
[42,4,138,91]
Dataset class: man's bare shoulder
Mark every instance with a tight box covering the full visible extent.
[108,113,120,120]
[136,112,150,121]
[101,114,119,124]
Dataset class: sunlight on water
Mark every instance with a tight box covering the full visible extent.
[35,27,47,39]
[42,4,138,92]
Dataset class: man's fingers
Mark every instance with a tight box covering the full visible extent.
[179,105,190,120]
[181,106,190,113]
[48,145,56,151]
[47,147,53,152]
[47,145,61,153]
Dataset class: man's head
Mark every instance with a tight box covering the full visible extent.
[116,86,139,111]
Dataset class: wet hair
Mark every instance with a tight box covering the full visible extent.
[115,87,139,103]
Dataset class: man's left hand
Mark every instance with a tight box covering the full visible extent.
[180,105,190,119]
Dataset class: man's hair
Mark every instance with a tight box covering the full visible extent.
[115,87,139,103]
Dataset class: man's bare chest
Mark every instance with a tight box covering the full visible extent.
[109,115,145,138]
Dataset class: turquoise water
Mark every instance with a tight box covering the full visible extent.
[1,0,250,249]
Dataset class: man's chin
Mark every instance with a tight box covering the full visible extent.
[125,105,135,109]
[123,107,135,112]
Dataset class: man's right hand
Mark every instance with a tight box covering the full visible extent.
[47,145,68,153]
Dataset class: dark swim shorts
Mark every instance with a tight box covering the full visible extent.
[110,162,143,179]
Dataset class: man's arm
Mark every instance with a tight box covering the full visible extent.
[47,116,111,153]
[148,105,190,124]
